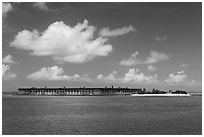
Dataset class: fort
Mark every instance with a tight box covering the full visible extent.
[16,86,143,96]
[14,87,190,96]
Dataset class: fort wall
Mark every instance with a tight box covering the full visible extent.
[17,87,142,96]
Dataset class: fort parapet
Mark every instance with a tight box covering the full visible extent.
[17,87,143,96]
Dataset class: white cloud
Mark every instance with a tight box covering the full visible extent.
[119,51,142,66]
[26,66,90,81]
[33,2,49,11]
[10,20,113,63]
[99,25,136,37]
[2,64,16,80]
[2,64,10,76]
[154,36,168,41]
[147,65,157,71]
[3,54,15,64]
[2,2,13,17]
[145,51,169,64]
[184,80,201,87]
[2,54,16,80]
[180,64,188,68]
[165,71,187,85]
[97,71,118,82]
[97,69,158,84]
[122,68,159,84]
[33,2,68,12]
[164,71,201,87]
[119,51,169,66]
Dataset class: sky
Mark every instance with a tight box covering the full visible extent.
[2,2,202,92]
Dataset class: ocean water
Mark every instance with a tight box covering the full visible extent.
[2,95,202,135]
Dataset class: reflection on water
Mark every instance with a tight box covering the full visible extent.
[2,96,202,135]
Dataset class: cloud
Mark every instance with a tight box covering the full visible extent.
[32,2,69,12]
[2,64,10,76]
[154,36,168,41]
[164,71,201,87]
[165,71,187,85]
[97,71,118,82]
[10,19,113,63]
[184,80,202,87]
[2,54,17,80]
[3,54,15,64]
[145,51,169,64]
[2,64,16,80]
[180,64,188,68]
[147,65,157,71]
[97,69,158,84]
[2,2,13,18]
[122,68,159,84]
[33,2,49,11]
[26,66,90,81]
[119,51,142,66]
[119,51,169,66]
[99,25,136,37]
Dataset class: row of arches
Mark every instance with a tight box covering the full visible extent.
[18,88,142,96]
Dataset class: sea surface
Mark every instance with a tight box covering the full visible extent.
[2,95,202,135]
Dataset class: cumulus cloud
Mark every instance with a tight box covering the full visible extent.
[122,68,159,84]
[184,80,202,87]
[180,64,188,68]
[147,65,157,71]
[154,36,168,41]
[99,25,136,37]
[145,51,169,64]
[3,54,15,64]
[119,51,169,66]
[97,69,158,84]
[97,71,118,82]
[26,66,90,81]
[33,2,68,11]
[2,64,10,76]
[2,54,17,80]
[119,52,142,66]
[2,64,16,80]
[164,71,201,87]
[33,2,49,11]
[2,2,13,17]
[165,71,187,85]
[10,20,113,63]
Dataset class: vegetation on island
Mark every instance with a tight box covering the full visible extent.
[138,88,188,94]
